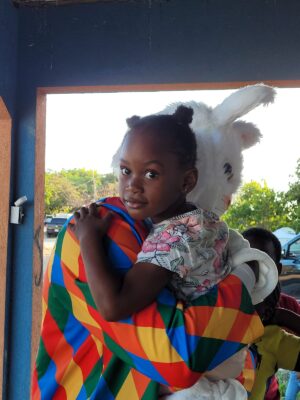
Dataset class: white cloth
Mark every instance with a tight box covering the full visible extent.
[228,229,278,304]
[159,376,248,400]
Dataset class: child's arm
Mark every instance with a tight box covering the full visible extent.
[72,203,173,321]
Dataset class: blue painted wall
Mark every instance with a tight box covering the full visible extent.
[5,0,300,398]
[0,1,18,398]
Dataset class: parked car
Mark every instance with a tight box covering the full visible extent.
[46,217,68,237]
[280,233,300,300]
[44,214,53,225]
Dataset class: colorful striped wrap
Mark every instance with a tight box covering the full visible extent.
[32,197,263,399]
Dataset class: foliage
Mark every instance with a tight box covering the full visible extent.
[45,161,300,234]
[45,169,118,214]
[285,158,300,232]
[222,181,290,232]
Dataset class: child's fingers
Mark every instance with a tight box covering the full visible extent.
[88,203,98,216]
[73,211,80,221]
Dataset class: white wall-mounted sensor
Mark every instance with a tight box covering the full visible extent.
[10,196,28,224]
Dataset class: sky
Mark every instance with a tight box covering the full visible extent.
[45,87,300,192]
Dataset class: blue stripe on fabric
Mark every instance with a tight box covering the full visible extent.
[207,340,242,370]
[126,352,169,385]
[39,360,59,400]
[90,377,115,400]
[50,253,65,286]
[105,236,132,273]
[76,385,88,399]
[63,313,90,355]
[166,325,199,362]
[157,288,176,306]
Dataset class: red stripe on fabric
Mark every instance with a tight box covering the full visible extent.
[184,305,214,336]
[53,385,67,400]
[215,275,242,308]
[109,324,150,359]
[133,303,166,328]
[227,312,255,342]
[131,368,152,398]
[102,346,113,369]
[41,312,75,385]
[78,253,87,282]
[61,261,87,301]
[31,367,41,400]
[72,336,100,381]
[152,361,200,389]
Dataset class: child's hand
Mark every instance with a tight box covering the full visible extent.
[69,203,113,242]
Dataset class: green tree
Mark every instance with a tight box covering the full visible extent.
[285,158,300,232]
[45,172,82,214]
[45,169,119,213]
[223,181,289,232]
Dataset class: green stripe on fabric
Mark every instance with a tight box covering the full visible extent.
[84,358,103,397]
[188,337,224,372]
[75,279,96,308]
[191,287,218,307]
[157,303,184,329]
[49,284,73,332]
[240,283,256,314]
[55,225,67,257]
[141,380,159,400]
[35,338,52,380]
[102,354,131,397]
[103,333,135,368]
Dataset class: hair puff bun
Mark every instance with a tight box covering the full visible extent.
[173,105,194,125]
[126,115,141,128]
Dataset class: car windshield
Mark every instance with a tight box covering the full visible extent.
[50,218,67,225]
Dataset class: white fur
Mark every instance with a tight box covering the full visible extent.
[160,84,275,215]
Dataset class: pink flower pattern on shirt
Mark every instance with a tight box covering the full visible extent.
[137,208,230,301]
[142,231,181,253]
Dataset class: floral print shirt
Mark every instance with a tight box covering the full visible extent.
[137,208,231,301]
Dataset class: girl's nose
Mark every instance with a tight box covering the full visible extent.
[127,175,144,193]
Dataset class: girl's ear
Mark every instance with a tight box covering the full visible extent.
[183,168,198,194]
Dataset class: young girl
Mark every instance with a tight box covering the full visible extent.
[71,106,269,398]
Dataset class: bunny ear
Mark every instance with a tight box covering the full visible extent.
[213,83,276,126]
[232,120,262,150]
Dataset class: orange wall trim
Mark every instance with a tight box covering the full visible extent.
[0,97,11,400]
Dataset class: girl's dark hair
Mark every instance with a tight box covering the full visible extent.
[125,105,197,169]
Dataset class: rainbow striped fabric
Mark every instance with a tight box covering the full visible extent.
[32,197,263,399]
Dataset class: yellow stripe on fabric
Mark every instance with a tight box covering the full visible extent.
[203,307,238,339]
[91,334,104,358]
[41,297,47,322]
[69,292,100,329]
[60,359,84,398]
[242,315,264,343]
[136,326,182,362]
[116,372,139,400]
[243,368,255,393]
[61,232,80,276]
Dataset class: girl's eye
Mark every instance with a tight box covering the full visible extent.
[145,170,158,180]
[120,167,130,176]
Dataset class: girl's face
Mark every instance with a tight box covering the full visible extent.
[118,129,196,223]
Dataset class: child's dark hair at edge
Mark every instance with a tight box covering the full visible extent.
[242,227,282,323]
